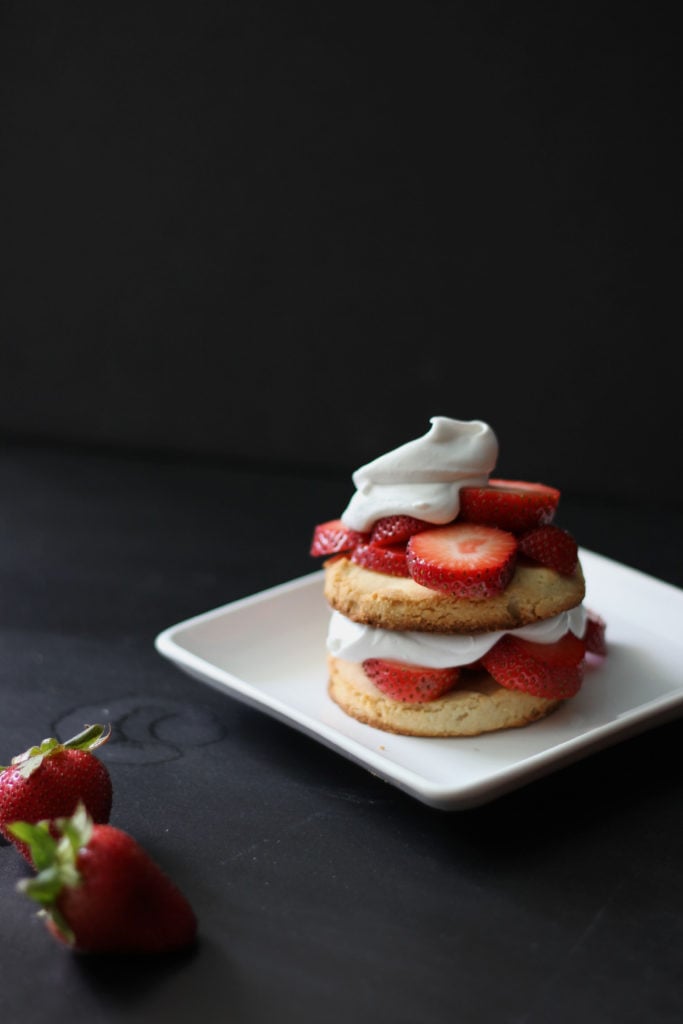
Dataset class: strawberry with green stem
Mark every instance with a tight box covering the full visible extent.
[10,804,197,954]
[0,724,112,862]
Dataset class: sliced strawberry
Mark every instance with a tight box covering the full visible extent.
[406,523,517,600]
[350,542,410,577]
[518,525,578,575]
[363,659,460,703]
[460,479,560,533]
[584,608,607,657]
[310,519,369,557]
[481,633,586,699]
[527,631,586,666]
[370,515,432,547]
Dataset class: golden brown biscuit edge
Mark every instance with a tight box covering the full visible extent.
[324,557,585,633]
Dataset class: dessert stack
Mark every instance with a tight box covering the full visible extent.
[310,417,607,737]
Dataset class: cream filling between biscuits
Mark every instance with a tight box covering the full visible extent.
[326,606,587,669]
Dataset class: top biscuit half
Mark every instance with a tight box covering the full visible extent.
[324,556,586,634]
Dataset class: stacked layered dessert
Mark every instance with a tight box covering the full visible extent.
[310,417,607,737]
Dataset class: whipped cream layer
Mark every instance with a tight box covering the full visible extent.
[341,416,498,532]
[327,607,587,669]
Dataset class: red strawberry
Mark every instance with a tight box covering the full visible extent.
[369,515,432,547]
[406,523,517,599]
[10,805,197,954]
[460,479,560,533]
[0,725,112,863]
[363,659,459,703]
[584,608,607,657]
[518,525,578,575]
[310,519,369,557]
[350,542,410,577]
[481,633,586,699]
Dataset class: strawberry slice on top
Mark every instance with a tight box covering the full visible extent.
[310,519,369,557]
[363,659,460,703]
[518,525,579,575]
[459,479,560,533]
[406,523,517,600]
[369,515,432,547]
[350,542,410,577]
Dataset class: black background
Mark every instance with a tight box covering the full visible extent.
[1,2,681,498]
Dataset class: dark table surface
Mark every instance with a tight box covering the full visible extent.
[1,440,682,1024]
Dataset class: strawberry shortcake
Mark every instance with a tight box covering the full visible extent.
[310,417,607,737]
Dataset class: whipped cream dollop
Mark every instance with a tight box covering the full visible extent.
[326,607,588,669]
[341,417,499,532]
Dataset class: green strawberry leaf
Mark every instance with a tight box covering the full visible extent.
[8,820,58,871]
[12,806,92,920]
[18,865,64,904]
[14,754,46,779]
[0,724,111,773]
[58,802,93,856]
[42,906,76,946]
[62,723,111,752]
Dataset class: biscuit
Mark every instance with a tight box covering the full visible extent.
[328,655,560,737]
[324,557,585,634]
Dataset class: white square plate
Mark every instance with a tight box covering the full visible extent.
[154,550,683,809]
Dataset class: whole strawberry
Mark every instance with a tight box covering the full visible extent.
[10,805,197,954]
[0,724,112,862]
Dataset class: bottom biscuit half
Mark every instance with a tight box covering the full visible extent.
[328,655,560,737]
